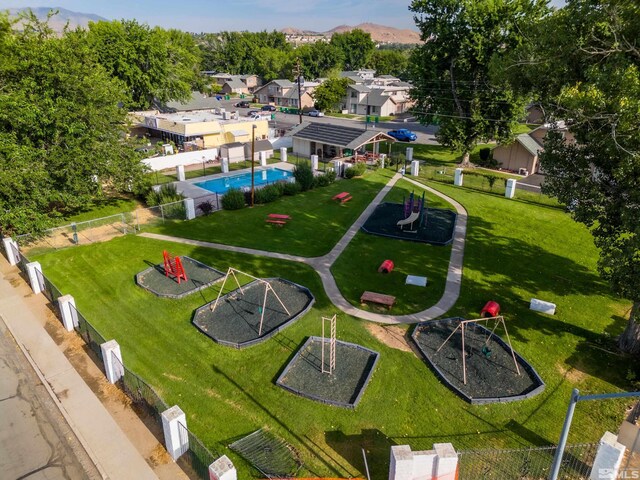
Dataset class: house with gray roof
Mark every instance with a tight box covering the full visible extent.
[288,122,396,160]
[253,80,316,110]
[221,77,249,95]
[343,80,413,117]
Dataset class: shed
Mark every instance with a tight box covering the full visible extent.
[220,142,246,163]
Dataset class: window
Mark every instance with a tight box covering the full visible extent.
[351,91,358,98]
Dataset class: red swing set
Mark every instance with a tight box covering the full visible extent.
[163,250,188,284]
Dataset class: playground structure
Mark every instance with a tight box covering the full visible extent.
[321,314,337,374]
[192,271,315,349]
[136,255,223,299]
[412,316,545,404]
[276,315,380,408]
[378,259,394,274]
[397,191,426,232]
[210,268,289,336]
[163,250,187,283]
[436,315,520,385]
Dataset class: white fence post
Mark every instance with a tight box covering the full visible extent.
[208,455,237,480]
[3,237,19,266]
[311,154,319,171]
[505,178,517,199]
[411,160,419,176]
[454,168,464,186]
[406,147,413,163]
[100,340,124,384]
[280,147,288,163]
[176,165,186,182]
[389,443,458,480]
[590,432,625,480]
[26,261,44,295]
[259,151,267,166]
[161,406,188,461]
[221,158,229,173]
[184,198,196,220]
[58,294,78,331]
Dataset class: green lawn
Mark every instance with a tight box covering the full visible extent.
[56,196,142,225]
[32,172,636,479]
[331,179,454,314]
[150,169,393,257]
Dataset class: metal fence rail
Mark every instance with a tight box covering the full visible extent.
[458,443,598,480]
[70,303,107,359]
[178,421,220,478]
[119,364,169,423]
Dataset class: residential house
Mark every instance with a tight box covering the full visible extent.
[525,104,546,124]
[253,80,316,110]
[493,123,576,174]
[221,77,250,95]
[343,81,414,116]
[340,69,376,81]
[203,72,261,93]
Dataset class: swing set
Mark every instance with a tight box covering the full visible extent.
[210,268,290,336]
[436,316,521,385]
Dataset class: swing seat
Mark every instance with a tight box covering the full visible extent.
[482,345,492,357]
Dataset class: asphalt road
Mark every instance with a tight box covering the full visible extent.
[220,98,439,145]
[0,319,100,480]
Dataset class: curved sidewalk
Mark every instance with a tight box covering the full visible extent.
[142,173,467,324]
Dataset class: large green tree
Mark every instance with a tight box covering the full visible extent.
[312,77,350,112]
[329,29,376,70]
[409,0,549,163]
[0,13,147,235]
[85,20,201,110]
[501,0,640,352]
[295,42,344,79]
[368,49,409,78]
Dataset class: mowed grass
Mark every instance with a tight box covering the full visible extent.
[33,175,636,479]
[150,169,394,257]
[331,179,454,314]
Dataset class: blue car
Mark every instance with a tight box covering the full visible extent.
[387,129,417,142]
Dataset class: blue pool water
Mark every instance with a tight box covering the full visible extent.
[194,168,293,194]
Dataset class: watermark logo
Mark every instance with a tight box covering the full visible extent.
[598,469,640,479]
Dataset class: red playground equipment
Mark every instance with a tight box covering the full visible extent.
[480,300,500,318]
[163,250,188,284]
[378,260,395,274]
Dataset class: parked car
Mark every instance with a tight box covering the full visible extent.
[247,110,260,117]
[307,109,324,117]
[235,100,250,108]
[387,129,417,142]
[261,105,277,112]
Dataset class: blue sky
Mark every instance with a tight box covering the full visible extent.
[1,0,566,32]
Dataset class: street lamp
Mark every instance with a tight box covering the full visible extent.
[250,124,257,207]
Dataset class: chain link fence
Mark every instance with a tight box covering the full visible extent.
[458,443,598,479]
[178,421,221,479]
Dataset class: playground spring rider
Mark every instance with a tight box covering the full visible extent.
[163,250,188,284]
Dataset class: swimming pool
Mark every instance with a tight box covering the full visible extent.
[194,168,293,194]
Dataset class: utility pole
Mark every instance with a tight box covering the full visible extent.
[296,58,303,125]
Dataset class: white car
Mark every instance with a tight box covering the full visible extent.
[307,109,324,117]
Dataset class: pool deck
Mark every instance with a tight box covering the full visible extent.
[174,161,295,198]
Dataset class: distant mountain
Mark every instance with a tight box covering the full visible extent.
[281,23,421,45]
[9,7,107,31]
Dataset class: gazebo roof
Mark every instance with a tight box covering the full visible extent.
[288,122,396,150]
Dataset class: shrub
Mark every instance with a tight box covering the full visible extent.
[313,170,337,188]
[254,183,282,204]
[283,181,301,196]
[345,163,366,179]
[197,200,214,215]
[221,188,246,210]
[344,167,356,179]
[486,174,498,190]
[479,147,491,162]
[145,184,184,206]
[293,163,315,191]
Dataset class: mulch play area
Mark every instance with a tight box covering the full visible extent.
[412,317,545,404]
[276,337,380,409]
[192,278,314,348]
[361,202,457,245]
[136,256,224,298]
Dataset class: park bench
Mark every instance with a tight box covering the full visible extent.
[360,291,396,309]
[265,213,291,227]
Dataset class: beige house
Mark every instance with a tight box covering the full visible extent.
[344,83,414,117]
[204,73,261,93]
[253,80,316,110]
[493,123,576,174]
[129,110,269,150]
[221,78,250,95]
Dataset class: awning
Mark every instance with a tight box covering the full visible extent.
[231,130,249,137]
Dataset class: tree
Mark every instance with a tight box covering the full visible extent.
[502,0,640,352]
[409,0,549,163]
[85,20,201,109]
[368,49,409,78]
[255,46,293,82]
[0,12,147,235]
[295,42,345,79]
[330,29,375,70]
[312,77,350,112]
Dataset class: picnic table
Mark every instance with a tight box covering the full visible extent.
[360,291,396,308]
[332,192,352,203]
[265,213,291,226]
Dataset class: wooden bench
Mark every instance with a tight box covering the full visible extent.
[360,291,396,308]
[268,213,291,220]
[333,192,350,201]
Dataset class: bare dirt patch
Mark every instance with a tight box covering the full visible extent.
[366,323,412,352]
[557,362,588,383]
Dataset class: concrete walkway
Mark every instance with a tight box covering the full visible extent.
[0,260,159,480]
[142,173,467,324]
